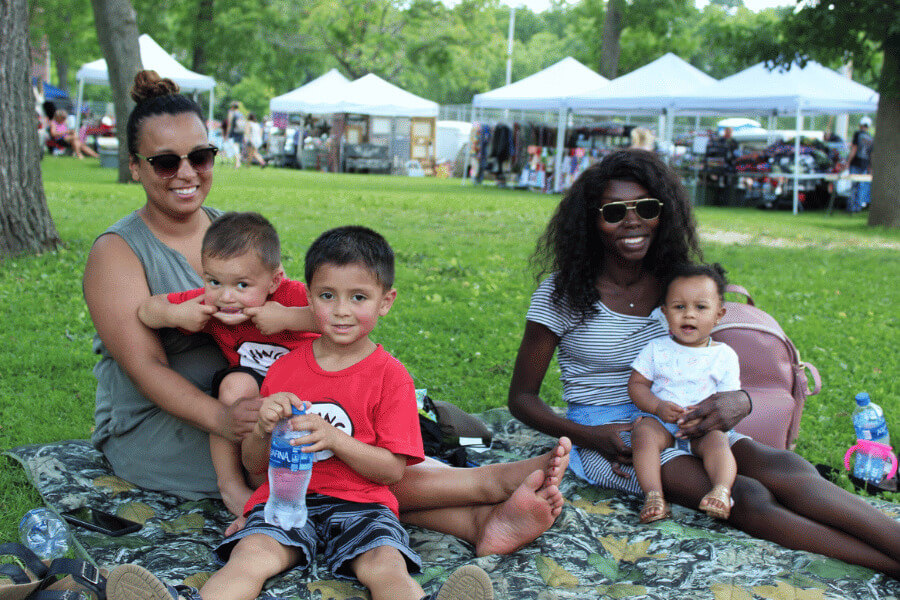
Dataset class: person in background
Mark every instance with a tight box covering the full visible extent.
[243,113,267,168]
[49,109,99,159]
[845,116,874,213]
[629,127,655,152]
[224,101,245,168]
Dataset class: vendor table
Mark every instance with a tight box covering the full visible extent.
[824,173,873,215]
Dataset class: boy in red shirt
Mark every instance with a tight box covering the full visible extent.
[138,212,317,516]
[126,225,494,600]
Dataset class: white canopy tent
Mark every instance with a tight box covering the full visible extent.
[270,72,438,117]
[470,57,609,190]
[75,34,217,127]
[670,60,879,213]
[335,74,439,117]
[472,57,609,111]
[268,69,350,114]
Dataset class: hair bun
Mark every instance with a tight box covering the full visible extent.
[130,70,180,104]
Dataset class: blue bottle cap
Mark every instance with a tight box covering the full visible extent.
[855,392,870,406]
[291,405,305,416]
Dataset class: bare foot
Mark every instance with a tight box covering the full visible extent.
[542,437,572,489]
[221,481,253,518]
[475,469,562,556]
[224,514,247,537]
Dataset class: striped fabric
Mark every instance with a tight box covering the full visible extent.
[526,274,746,495]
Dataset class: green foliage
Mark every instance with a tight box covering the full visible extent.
[1,159,899,547]
[35,0,890,112]
[774,0,896,87]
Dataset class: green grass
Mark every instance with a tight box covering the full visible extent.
[1,156,898,545]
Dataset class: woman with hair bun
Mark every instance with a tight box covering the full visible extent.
[83,70,571,559]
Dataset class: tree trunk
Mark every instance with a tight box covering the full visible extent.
[54,56,69,94]
[89,0,142,183]
[600,0,625,80]
[191,0,215,74]
[868,34,900,228]
[0,0,61,258]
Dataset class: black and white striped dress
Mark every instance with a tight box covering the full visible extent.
[526,274,745,495]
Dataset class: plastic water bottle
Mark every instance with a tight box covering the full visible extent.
[19,508,69,560]
[852,392,890,444]
[853,392,891,477]
[264,405,313,530]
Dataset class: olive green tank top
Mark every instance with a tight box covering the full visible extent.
[91,207,227,499]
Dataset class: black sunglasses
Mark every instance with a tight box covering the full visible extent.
[134,146,218,179]
[598,198,663,223]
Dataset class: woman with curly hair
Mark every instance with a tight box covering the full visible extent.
[508,149,900,576]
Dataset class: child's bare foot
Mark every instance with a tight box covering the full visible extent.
[475,469,562,556]
[220,481,253,518]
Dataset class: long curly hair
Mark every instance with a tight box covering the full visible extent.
[532,149,702,320]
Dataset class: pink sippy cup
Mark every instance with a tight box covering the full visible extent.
[844,440,898,484]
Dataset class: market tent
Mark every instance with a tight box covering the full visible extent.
[470,57,608,191]
[566,53,715,114]
[269,72,438,117]
[565,53,716,154]
[337,74,439,117]
[269,69,350,114]
[75,34,216,125]
[670,60,879,114]
[472,57,608,111]
[669,60,879,214]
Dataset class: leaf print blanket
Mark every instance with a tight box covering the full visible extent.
[6,408,900,600]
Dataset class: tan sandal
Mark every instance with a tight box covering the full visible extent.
[699,484,732,520]
[640,490,671,524]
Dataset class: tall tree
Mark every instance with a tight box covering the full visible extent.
[772,0,899,227]
[29,0,97,92]
[1,0,60,257]
[599,0,624,78]
[89,0,141,182]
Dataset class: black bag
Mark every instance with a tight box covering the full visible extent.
[418,395,491,467]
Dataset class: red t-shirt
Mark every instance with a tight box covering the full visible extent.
[245,340,424,516]
[167,278,315,376]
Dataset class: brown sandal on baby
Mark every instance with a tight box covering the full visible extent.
[640,490,671,524]
[699,484,732,520]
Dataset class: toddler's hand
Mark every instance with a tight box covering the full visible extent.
[244,301,288,336]
[656,401,685,424]
[173,295,217,331]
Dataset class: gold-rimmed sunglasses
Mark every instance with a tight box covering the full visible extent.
[598,198,663,223]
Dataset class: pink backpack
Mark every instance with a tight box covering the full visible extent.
[711,284,822,450]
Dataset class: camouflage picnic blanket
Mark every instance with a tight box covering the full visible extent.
[6,407,900,600]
